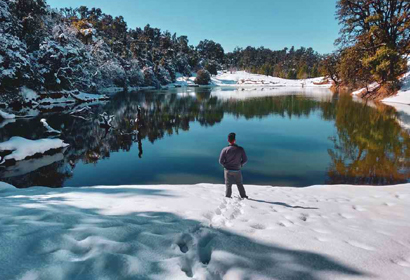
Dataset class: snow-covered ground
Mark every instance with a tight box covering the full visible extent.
[0,182,409,280]
[350,62,410,128]
[175,71,331,89]
[351,60,410,106]
[380,67,410,128]
[382,69,410,105]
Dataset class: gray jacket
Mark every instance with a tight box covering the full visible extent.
[219,144,248,171]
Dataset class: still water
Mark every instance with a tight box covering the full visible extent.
[1,88,409,188]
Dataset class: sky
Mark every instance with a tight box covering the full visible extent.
[47,0,340,54]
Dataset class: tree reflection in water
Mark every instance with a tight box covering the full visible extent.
[0,88,409,188]
[326,94,410,185]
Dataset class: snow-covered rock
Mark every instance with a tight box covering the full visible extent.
[40,118,61,134]
[0,137,68,164]
[0,109,15,120]
[20,86,39,102]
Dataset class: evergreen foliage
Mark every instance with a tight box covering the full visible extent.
[226,46,323,79]
[0,0,325,94]
[322,0,410,92]
[194,70,211,85]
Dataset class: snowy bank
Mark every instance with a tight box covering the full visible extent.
[0,109,15,119]
[175,71,331,89]
[352,60,410,106]
[0,137,68,164]
[0,182,409,279]
[382,68,410,105]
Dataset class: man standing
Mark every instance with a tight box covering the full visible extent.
[219,133,248,199]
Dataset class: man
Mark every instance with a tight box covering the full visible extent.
[219,133,248,199]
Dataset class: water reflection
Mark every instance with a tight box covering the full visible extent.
[327,94,410,184]
[0,88,409,188]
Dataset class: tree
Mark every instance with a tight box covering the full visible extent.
[9,0,47,50]
[195,69,211,85]
[205,62,218,75]
[196,40,225,64]
[336,0,410,87]
[320,53,341,86]
[338,46,373,90]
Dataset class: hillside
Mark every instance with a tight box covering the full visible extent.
[0,0,323,103]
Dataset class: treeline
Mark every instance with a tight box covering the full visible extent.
[226,46,322,79]
[60,6,323,80]
[0,0,324,95]
[321,0,410,96]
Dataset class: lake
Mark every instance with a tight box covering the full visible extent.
[1,87,410,188]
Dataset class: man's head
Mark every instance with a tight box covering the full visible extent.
[228,132,236,144]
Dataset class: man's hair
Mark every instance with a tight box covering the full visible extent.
[228,133,236,143]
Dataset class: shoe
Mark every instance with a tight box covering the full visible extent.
[241,196,249,199]
[225,196,231,198]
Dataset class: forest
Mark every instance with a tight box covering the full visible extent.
[0,0,323,96]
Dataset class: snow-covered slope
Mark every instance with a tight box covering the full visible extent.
[0,182,409,280]
[382,68,410,105]
[213,71,330,88]
[175,71,331,89]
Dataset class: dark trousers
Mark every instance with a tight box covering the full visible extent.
[224,170,247,198]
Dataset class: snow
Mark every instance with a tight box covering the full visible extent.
[40,118,61,134]
[350,60,410,106]
[0,182,409,280]
[351,82,380,96]
[0,137,68,164]
[38,91,109,105]
[382,67,410,105]
[80,28,94,37]
[0,109,15,119]
[72,92,109,102]
[175,71,331,89]
[20,87,39,102]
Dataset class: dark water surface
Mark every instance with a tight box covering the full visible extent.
[1,88,410,188]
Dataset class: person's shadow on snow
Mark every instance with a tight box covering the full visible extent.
[248,198,319,209]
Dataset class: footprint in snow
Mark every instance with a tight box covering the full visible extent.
[346,240,376,251]
[176,233,193,253]
[250,223,266,230]
[338,213,355,219]
[391,257,410,267]
[352,205,367,211]
[299,213,309,222]
[312,228,331,234]
[202,211,214,221]
[383,202,396,207]
[277,220,293,227]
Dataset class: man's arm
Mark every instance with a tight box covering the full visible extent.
[219,149,226,166]
[241,148,248,166]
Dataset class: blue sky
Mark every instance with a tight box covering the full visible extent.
[47,0,339,54]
